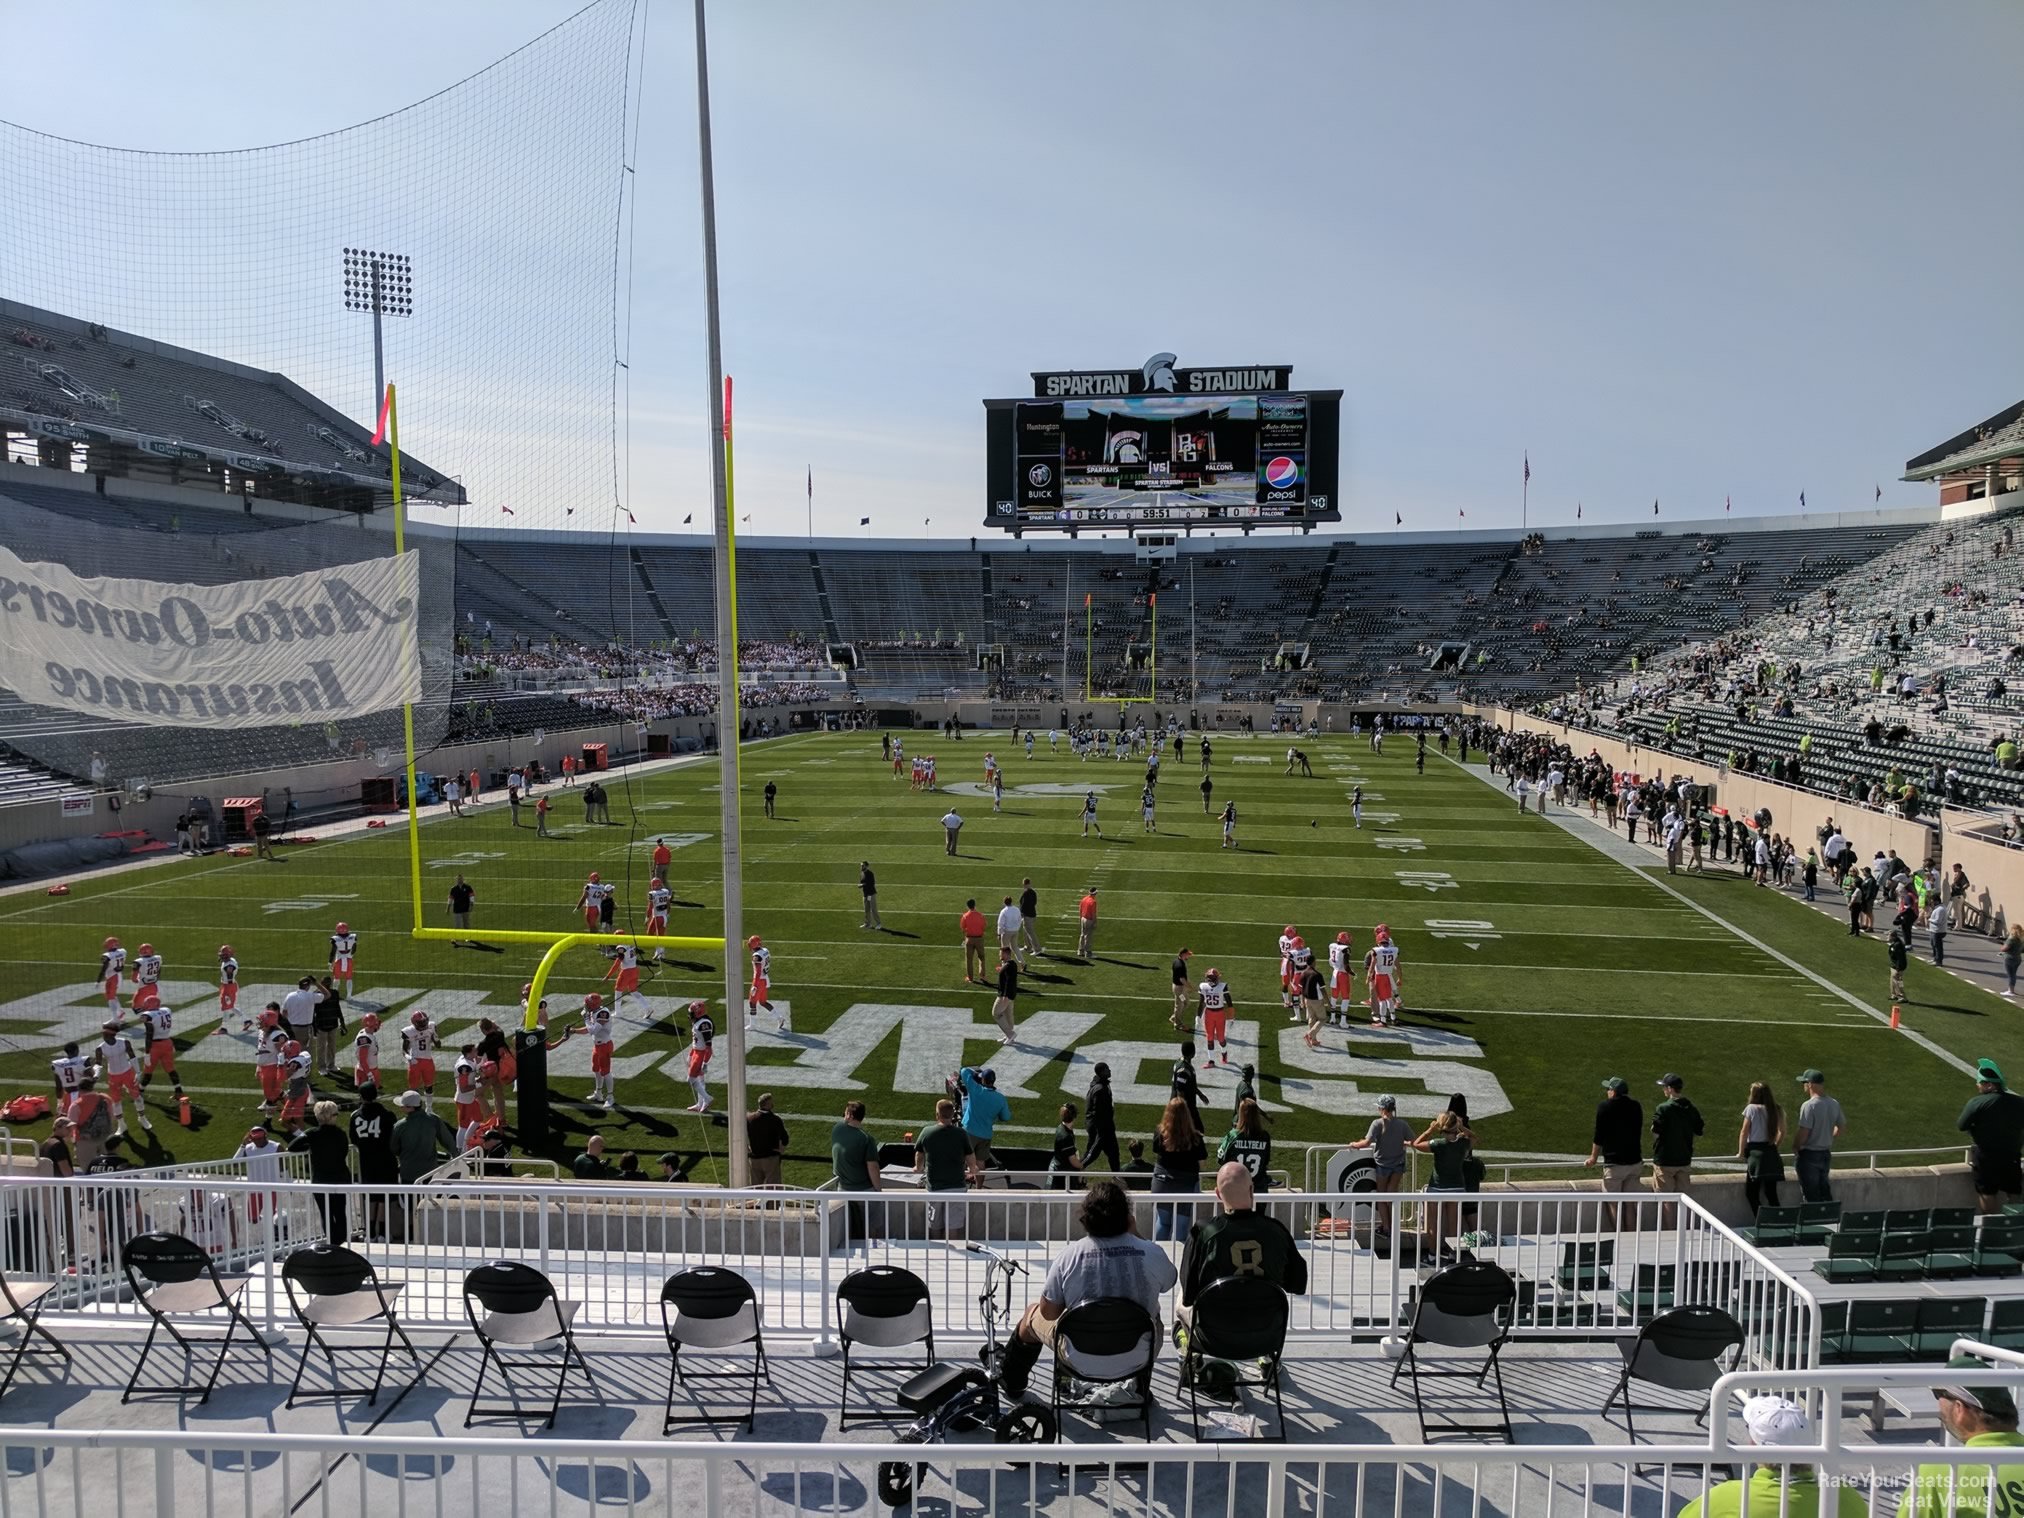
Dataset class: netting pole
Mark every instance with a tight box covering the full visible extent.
[694,0,748,1187]
[388,384,423,937]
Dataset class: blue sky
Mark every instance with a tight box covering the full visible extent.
[2,0,2020,539]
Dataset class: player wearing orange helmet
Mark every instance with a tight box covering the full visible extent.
[1277,926,1298,1014]
[582,993,617,1109]
[576,871,614,932]
[253,1004,289,1109]
[684,1001,715,1112]
[1365,924,1401,1027]
[644,875,672,960]
[129,942,163,1015]
[95,1019,149,1136]
[402,1009,439,1110]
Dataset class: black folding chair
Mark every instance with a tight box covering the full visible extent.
[280,1244,419,1407]
[661,1266,769,1433]
[462,1261,595,1429]
[0,1273,69,1398]
[1604,1304,1746,1442]
[1389,1260,1516,1440]
[1179,1275,1290,1439]
[1051,1297,1158,1441]
[836,1265,934,1427]
[120,1231,267,1404]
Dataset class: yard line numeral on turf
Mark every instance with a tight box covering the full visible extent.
[261,892,362,915]
[426,850,508,871]
[1424,918,1501,946]
[1395,871,1457,892]
[1375,836,1426,852]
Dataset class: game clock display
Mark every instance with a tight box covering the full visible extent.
[985,390,1341,530]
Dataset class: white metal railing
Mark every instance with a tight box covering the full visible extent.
[1301,1142,1980,1193]
[0,1180,1819,1367]
[8,1404,2024,1518]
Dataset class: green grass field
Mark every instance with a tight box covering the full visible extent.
[0,731,2004,1185]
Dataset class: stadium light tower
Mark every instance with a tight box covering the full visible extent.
[342,248,414,419]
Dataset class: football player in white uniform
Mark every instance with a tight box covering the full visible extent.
[1277,926,1298,1015]
[1327,931,1356,1028]
[1197,968,1234,1068]
[644,877,673,961]
[328,921,358,999]
[1365,925,1402,1027]
[584,994,617,1109]
[97,937,126,1014]
[353,1012,382,1089]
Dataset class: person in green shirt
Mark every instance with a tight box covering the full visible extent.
[1410,1109,1475,1262]
[1903,1356,2024,1518]
[1677,1394,1866,1517]
[913,1098,973,1240]
[1176,1161,1307,1339]
[830,1100,884,1242]
[1958,1059,2024,1215]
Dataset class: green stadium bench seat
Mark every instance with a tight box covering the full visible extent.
[1988,1299,2024,1352]
[1741,1205,1801,1246]
[1833,1210,1887,1236]
[1911,1298,1988,1361]
[1924,1225,1979,1280]
[1555,1240,1613,1292]
[1884,1208,1931,1232]
[1816,1300,1851,1363]
[1931,1207,1976,1229]
[1972,1219,2024,1277]
[1875,1230,1931,1285]
[1813,1230,1882,1284]
[1615,1264,1676,1320]
[1797,1201,1843,1245]
[1843,1300,1918,1363]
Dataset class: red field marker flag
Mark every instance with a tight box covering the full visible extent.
[370,385,391,447]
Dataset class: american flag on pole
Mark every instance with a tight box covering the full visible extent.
[1523,453,1530,486]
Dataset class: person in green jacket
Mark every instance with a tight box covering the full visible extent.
[1677,1394,1866,1517]
[1650,1072,1705,1229]
[391,1089,456,1183]
[1960,1059,2024,1215]
[1903,1357,2024,1517]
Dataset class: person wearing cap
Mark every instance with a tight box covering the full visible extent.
[392,1088,456,1185]
[958,1064,1010,1173]
[1793,1070,1844,1204]
[1347,1095,1412,1248]
[940,805,963,856]
[1905,1356,2024,1517]
[1079,1061,1119,1172]
[1585,1077,1646,1229]
[1170,948,1194,1032]
[1650,1073,1705,1228]
[1959,1060,2024,1215]
[1676,1394,1867,1517]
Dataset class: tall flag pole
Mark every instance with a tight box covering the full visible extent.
[1084,593,1092,703]
[806,467,813,540]
[1522,451,1530,530]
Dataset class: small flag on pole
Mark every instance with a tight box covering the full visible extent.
[1523,452,1530,485]
[565,507,575,516]
[370,384,391,447]
[1653,500,1659,516]
[1458,509,1465,519]
[1799,491,1806,509]
[1085,593,1091,608]
[626,511,636,525]
[1577,503,1582,519]
[1725,495,1731,513]
[807,468,812,502]
[682,514,692,525]
[500,505,515,516]
[1394,512,1402,526]
[1875,483,1882,503]
[859,516,870,526]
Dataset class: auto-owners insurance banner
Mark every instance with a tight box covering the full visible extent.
[0,545,422,728]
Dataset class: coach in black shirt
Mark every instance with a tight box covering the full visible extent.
[1585,1076,1644,1228]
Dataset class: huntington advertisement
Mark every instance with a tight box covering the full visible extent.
[0,545,422,728]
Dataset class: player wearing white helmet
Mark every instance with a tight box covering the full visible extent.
[353,1011,382,1089]
[328,922,357,998]
[1196,968,1234,1068]
[95,1020,149,1136]
[1277,926,1298,1014]
[279,1041,313,1133]
[217,944,240,1019]
[452,1045,484,1132]
[1365,925,1402,1027]
[402,1010,439,1111]
[604,942,652,1023]
[583,993,617,1109]
[684,1001,715,1112]
[97,937,125,1014]
[129,942,164,1015]
[745,935,783,1032]
[644,876,673,961]
[1327,931,1356,1027]
[253,1005,288,1110]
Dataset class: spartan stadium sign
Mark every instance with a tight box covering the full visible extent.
[1030,354,1294,399]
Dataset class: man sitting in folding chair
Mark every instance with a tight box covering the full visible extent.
[1175,1163,1307,1367]
[998,1180,1176,1402]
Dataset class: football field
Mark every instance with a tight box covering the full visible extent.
[0,731,2001,1185]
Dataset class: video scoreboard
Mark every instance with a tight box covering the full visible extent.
[985,354,1341,533]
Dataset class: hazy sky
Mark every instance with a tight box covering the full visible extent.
[3,0,2020,540]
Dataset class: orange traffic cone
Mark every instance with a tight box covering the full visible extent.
[177,1093,193,1126]
[1890,1004,1901,1030]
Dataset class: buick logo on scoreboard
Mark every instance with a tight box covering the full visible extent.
[1026,462,1053,488]
[1031,355,1294,399]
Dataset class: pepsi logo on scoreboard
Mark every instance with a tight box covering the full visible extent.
[1260,452,1305,501]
